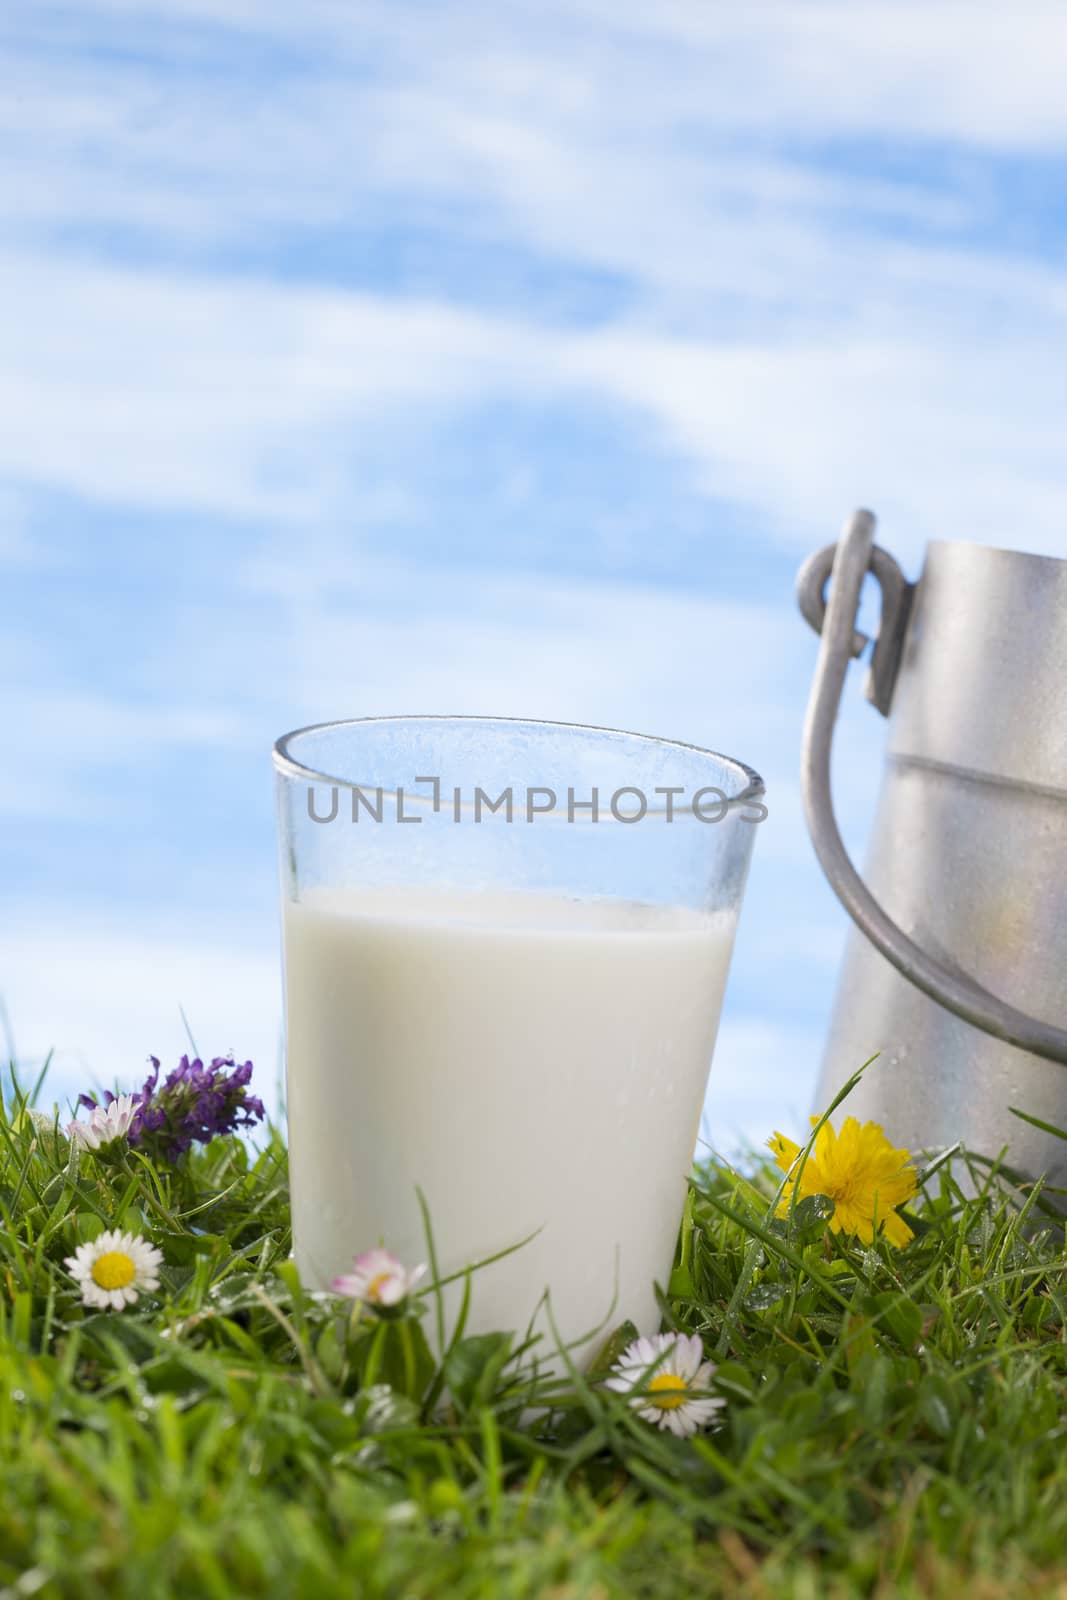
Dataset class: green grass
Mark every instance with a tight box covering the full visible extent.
[2,1072,1067,1600]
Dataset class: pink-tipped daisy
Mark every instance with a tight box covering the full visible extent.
[66,1094,138,1153]
[330,1248,426,1308]
[604,1331,725,1438]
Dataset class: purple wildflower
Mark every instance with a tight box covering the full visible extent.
[83,1054,266,1162]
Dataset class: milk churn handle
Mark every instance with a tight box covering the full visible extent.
[798,507,1067,1067]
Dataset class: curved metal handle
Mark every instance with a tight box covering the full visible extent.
[800,507,1067,1067]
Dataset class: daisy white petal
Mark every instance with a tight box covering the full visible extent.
[671,1334,702,1380]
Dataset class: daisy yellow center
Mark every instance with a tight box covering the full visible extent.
[91,1251,137,1291]
[647,1373,688,1410]
[366,1271,392,1301]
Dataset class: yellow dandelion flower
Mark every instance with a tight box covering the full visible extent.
[768,1116,918,1247]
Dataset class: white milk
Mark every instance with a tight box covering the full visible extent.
[282,885,737,1357]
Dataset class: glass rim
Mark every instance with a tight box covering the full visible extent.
[272,714,765,812]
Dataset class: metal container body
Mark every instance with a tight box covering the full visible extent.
[815,540,1067,1182]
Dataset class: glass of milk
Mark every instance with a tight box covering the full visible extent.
[274,717,763,1358]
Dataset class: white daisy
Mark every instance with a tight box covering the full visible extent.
[330,1247,427,1308]
[604,1331,725,1438]
[65,1228,163,1311]
[66,1095,138,1153]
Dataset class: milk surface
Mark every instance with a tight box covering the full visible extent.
[282,885,737,1356]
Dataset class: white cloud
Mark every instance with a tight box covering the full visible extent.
[5,245,1066,562]
[1,688,247,819]
[5,2,1067,561]
[0,917,282,1113]
[566,328,1067,561]
[0,252,544,517]
[588,4,1067,150]
[19,1,1067,153]
[5,12,1064,322]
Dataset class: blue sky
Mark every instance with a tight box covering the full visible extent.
[3,0,1067,1149]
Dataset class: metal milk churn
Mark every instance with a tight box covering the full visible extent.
[797,510,1067,1187]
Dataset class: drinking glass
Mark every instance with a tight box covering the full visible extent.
[274,716,764,1353]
